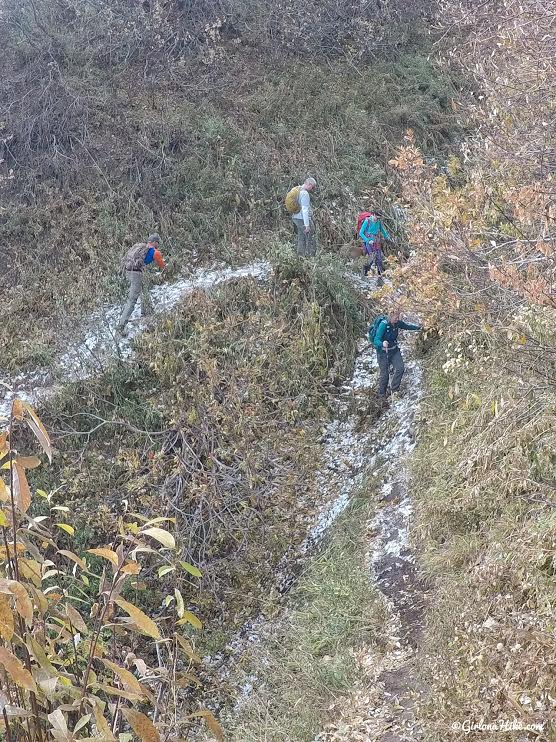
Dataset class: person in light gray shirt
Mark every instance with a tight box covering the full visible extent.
[291,177,317,256]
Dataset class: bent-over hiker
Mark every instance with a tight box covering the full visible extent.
[359,212,390,276]
[116,233,165,336]
[370,308,421,398]
[285,177,317,257]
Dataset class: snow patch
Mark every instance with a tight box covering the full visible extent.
[0,261,271,422]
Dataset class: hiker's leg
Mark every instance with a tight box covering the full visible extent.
[377,351,390,396]
[140,272,154,317]
[390,348,405,392]
[293,219,306,256]
[117,271,141,331]
[375,248,384,275]
[306,221,317,257]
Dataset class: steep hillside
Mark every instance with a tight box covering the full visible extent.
[0,0,456,372]
[387,1,556,738]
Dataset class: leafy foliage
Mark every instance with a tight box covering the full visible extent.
[39,255,366,633]
[386,1,556,736]
[0,401,222,740]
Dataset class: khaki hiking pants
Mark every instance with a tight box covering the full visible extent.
[117,270,154,331]
[293,218,317,257]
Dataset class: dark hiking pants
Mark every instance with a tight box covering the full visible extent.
[364,247,384,275]
[377,346,405,396]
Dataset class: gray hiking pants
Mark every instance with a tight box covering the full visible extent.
[377,346,405,396]
[117,270,153,331]
[293,218,316,257]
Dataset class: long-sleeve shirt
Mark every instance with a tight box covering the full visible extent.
[373,319,421,351]
[359,218,390,245]
[145,246,165,269]
[292,188,312,228]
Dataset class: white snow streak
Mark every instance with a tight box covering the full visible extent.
[0,262,271,421]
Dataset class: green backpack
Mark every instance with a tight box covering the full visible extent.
[368,315,386,344]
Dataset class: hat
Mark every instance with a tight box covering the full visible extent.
[148,233,160,243]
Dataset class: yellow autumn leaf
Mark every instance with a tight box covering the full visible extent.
[140,527,175,549]
[120,561,141,575]
[95,684,144,702]
[0,509,8,527]
[0,646,37,692]
[143,517,176,527]
[27,637,56,675]
[22,401,52,463]
[115,597,161,640]
[55,523,75,537]
[176,610,203,630]
[174,588,185,619]
[121,708,161,742]
[87,548,120,567]
[16,456,41,470]
[18,559,42,587]
[175,634,201,664]
[93,703,116,742]
[13,463,31,513]
[0,595,14,641]
[57,550,87,571]
[66,603,88,634]
[11,399,24,420]
[189,710,224,742]
[4,580,33,625]
[101,659,151,699]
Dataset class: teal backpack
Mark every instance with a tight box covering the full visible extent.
[368,315,386,344]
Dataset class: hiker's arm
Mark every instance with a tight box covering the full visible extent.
[380,223,391,241]
[299,190,311,229]
[154,249,166,270]
[373,321,387,350]
[398,320,421,331]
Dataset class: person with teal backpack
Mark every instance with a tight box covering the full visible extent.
[369,307,421,398]
[359,211,390,276]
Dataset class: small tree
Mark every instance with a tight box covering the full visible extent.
[0,399,222,741]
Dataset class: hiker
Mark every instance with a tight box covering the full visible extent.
[358,212,391,276]
[370,308,421,398]
[285,177,317,257]
[116,233,165,336]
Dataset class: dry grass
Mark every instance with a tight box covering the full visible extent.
[223,491,386,742]
[35,252,365,629]
[412,319,556,740]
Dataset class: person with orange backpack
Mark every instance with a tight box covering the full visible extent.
[358,211,391,276]
[116,233,166,337]
[285,177,317,256]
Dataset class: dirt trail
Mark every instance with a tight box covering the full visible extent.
[2,260,427,740]
[316,355,426,742]
[205,326,427,742]
[0,262,271,422]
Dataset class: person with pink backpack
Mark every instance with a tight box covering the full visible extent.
[357,211,391,277]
